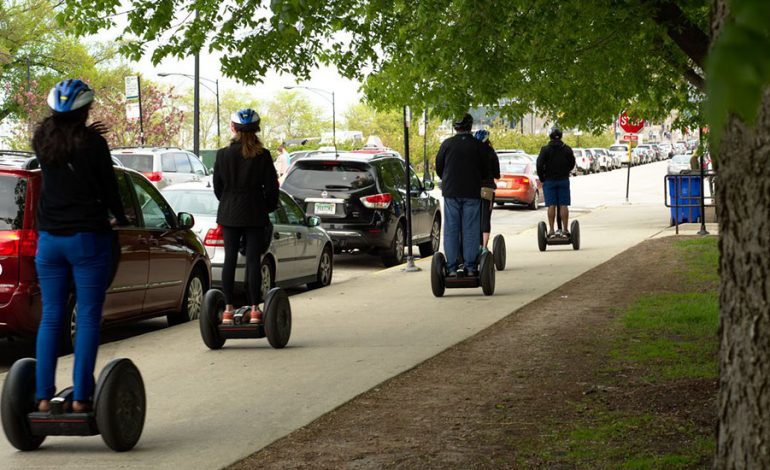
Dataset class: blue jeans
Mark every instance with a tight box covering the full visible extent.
[443,197,481,273]
[35,231,113,402]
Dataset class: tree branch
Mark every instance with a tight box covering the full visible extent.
[684,67,705,91]
[0,108,12,125]
[646,0,710,67]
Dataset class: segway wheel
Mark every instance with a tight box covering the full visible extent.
[264,288,292,349]
[1,358,45,451]
[571,220,581,251]
[431,252,446,297]
[200,289,226,350]
[94,358,146,452]
[492,234,506,271]
[480,251,496,296]
[537,222,547,252]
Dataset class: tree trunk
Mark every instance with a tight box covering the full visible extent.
[714,0,770,462]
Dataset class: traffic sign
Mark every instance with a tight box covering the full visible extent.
[622,133,638,142]
[124,76,140,100]
[619,112,645,133]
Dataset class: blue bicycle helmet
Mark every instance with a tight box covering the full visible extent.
[46,79,94,113]
[474,129,490,143]
[231,108,261,132]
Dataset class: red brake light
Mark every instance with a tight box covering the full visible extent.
[143,171,163,182]
[204,225,224,247]
[360,193,392,209]
[521,177,530,185]
[0,230,37,257]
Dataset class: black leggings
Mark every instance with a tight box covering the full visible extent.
[222,226,265,306]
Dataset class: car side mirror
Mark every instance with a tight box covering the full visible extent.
[307,215,321,227]
[423,180,435,191]
[178,212,195,229]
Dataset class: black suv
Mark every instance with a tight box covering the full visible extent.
[281,150,441,266]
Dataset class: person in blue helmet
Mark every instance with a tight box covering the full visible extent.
[32,79,130,412]
[435,113,487,276]
[213,109,279,325]
[474,129,500,252]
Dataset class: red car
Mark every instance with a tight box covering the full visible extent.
[0,151,210,350]
[494,156,541,210]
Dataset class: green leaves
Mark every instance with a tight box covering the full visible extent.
[706,0,770,145]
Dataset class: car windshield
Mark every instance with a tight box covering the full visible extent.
[0,175,26,230]
[284,161,376,190]
[162,189,218,216]
[115,154,153,172]
[499,161,528,173]
[671,155,691,163]
[609,146,627,152]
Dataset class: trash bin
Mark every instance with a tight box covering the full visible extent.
[668,175,701,224]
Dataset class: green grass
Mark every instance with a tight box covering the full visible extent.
[516,237,719,467]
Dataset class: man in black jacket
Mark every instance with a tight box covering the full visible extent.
[435,113,487,276]
[536,127,576,238]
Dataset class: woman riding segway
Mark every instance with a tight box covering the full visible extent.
[213,108,279,325]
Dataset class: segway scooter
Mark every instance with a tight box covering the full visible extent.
[537,205,580,251]
[1,358,146,452]
[200,286,292,350]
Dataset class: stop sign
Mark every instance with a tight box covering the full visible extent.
[619,112,645,133]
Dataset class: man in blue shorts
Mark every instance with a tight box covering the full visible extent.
[536,127,576,238]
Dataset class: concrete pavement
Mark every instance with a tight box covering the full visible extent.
[0,162,678,469]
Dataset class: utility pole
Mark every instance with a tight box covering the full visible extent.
[193,53,200,156]
[402,106,419,272]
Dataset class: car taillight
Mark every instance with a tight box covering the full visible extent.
[143,171,163,182]
[0,230,37,257]
[360,193,392,209]
[204,225,225,247]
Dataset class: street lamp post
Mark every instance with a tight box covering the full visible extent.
[284,85,336,156]
[158,72,221,151]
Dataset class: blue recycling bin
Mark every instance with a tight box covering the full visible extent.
[668,175,701,224]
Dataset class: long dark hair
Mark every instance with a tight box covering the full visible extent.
[233,131,265,159]
[32,105,105,163]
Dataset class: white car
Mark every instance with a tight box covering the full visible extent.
[668,154,693,174]
[162,181,334,299]
[609,144,634,166]
[572,148,592,174]
[112,147,209,189]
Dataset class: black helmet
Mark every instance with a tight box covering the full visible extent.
[549,127,563,140]
[453,113,473,131]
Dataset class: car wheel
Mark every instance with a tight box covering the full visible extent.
[418,216,441,258]
[528,191,539,210]
[168,269,205,326]
[308,246,333,289]
[381,223,405,267]
[260,258,275,303]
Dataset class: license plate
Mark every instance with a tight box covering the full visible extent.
[314,202,336,215]
[496,181,508,188]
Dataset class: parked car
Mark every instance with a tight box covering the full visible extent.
[572,148,592,174]
[589,148,613,171]
[112,146,209,189]
[658,142,673,158]
[162,182,334,297]
[636,144,659,163]
[584,148,602,173]
[0,151,211,350]
[667,154,694,174]
[494,156,541,209]
[281,150,441,266]
[632,147,648,165]
[673,142,687,155]
[609,144,634,166]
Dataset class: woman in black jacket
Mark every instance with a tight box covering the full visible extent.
[213,109,279,325]
[474,129,500,251]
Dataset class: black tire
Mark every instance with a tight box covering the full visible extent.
[492,235,506,271]
[381,223,405,267]
[571,220,581,251]
[94,358,146,452]
[528,191,539,210]
[418,216,441,258]
[537,221,547,252]
[1,358,45,451]
[258,257,275,305]
[168,268,205,326]
[200,289,226,350]
[431,252,446,298]
[480,251,495,296]
[308,246,333,289]
[263,288,291,349]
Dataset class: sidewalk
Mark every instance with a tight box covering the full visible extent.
[0,203,669,469]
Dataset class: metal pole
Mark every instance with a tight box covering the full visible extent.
[402,106,419,272]
[215,79,221,147]
[698,127,709,235]
[422,108,428,181]
[625,142,632,203]
[137,76,145,146]
[193,53,200,156]
[332,91,337,156]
